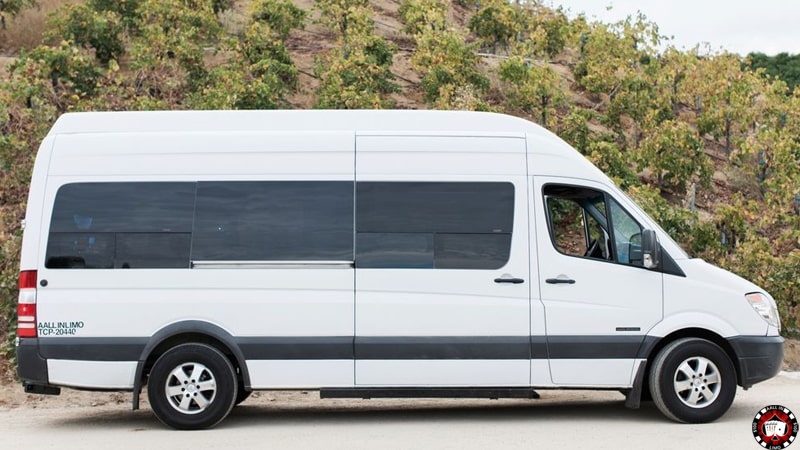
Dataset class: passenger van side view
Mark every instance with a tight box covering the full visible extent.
[16,110,783,429]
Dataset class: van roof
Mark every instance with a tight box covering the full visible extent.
[45,109,610,186]
[49,109,553,137]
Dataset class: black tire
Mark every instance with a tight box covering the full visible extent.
[649,338,736,423]
[148,343,237,430]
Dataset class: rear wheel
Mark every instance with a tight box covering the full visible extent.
[649,338,736,423]
[148,343,237,430]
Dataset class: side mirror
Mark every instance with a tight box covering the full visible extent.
[641,229,661,269]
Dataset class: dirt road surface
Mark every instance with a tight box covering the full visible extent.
[1,372,798,449]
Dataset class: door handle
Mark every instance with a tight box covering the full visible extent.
[494,277,525,284]
[545,278,575,284]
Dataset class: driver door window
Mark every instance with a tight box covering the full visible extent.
[544,184,644,267]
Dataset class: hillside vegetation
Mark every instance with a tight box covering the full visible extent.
[749,52,800,93]
[0,0,799,375]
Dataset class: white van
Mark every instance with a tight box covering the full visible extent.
[16,110,783,429]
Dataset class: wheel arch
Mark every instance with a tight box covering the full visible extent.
[131,321,250,409]
[639,328,741,387]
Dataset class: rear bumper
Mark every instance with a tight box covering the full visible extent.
[16,338,49,384]
[727,335,784,388]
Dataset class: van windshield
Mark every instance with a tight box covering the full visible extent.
[615,188,690,260]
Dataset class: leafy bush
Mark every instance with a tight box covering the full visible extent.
[411,28,488,107]
[47,4,126,65]
[314,0,397,108]
[638,119,711,193]
[575,14,662,95]
[468,0,571,58]
[314,0,369,37]
[498,54,563,126]
[585,140,637,188]
[559,107,595,152]
[251,0,305,39]
[315,33,397,108]
[129,0,222,100]
[13,42,103,100]
[398,0,446,36]
[87,0,144,31]
[468,0,521,51]
[399,0,489,108]
[191,23,299,109]
[690,53,761,155]
[524,3,572,59]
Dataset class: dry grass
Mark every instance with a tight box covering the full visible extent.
[0,0,79,54]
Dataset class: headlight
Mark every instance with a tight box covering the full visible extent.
[746,292,780,330]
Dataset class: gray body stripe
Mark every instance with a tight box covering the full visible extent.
[545,336,648,359]
[238,337,353,359]
[36,335,652,361]
[39,337,148,361]
[355,336,531,359]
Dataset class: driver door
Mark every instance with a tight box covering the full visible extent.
[533,177,663,386]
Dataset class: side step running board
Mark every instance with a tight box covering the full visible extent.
[320,387,540,400]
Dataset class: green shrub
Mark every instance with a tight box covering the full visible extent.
[638,119,711,193]
[398,0,446,36]
[88,0,144,31]
[498,55,563,126]
[314,0,397,108]
[48,4,126,65]
[251,0,306,39]
[412,29,488,106]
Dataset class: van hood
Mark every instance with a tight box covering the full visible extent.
[677,258,765,296]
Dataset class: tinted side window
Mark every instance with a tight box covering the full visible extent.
[356,233,433,268]
[356,182,514,269]
[434,233,512,269]
[46,183,195,269]
[192,181,354,261]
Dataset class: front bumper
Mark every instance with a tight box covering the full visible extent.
[727,335,784,388]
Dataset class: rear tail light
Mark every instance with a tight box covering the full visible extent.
[17,270,37,338]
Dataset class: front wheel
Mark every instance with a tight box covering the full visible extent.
[148,343,237,430]
[649,338,737,423]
